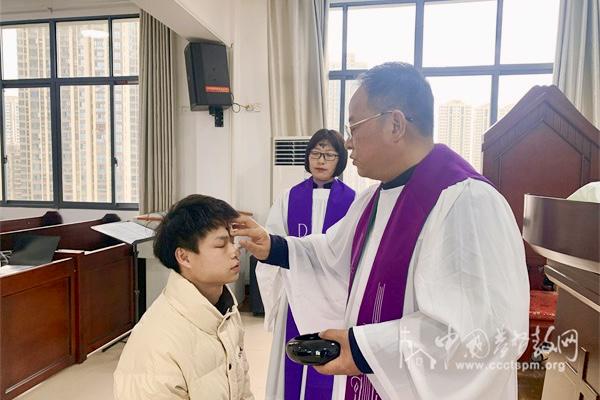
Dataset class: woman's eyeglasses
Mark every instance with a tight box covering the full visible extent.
[309,150,339,161]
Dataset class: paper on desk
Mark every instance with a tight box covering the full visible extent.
[91,221,155,244]
[0,264,36,276]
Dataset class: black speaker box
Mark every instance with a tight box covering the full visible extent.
[184,41,232,111]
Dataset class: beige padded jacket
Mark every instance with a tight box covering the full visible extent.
[114,271,254,400]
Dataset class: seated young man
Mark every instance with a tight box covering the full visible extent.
[114,194,254,400]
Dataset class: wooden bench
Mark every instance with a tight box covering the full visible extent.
[0,211,63,233]
[0,215,135,399]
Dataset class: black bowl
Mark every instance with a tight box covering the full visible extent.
[286,333,341,366]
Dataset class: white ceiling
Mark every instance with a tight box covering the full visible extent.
[0,0,138,20]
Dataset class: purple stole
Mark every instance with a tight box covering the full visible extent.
[286,177,355,400]
[345,144,491,399]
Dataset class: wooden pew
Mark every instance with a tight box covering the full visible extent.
[0,214,121,252]
[0,213,134,398]
[481,85,600,364]
[483,85,599,283]
[0,257,77,400]
[0,211,63,233]
[523,194,599,400]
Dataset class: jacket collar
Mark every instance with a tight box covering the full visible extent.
[163,270,238,334]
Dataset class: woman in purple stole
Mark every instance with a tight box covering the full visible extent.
[256,129,356,400]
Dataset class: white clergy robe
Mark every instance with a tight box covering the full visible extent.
[282,178,530,400]
[257,188,333,400]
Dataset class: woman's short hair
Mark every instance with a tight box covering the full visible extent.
[304,129,348,177]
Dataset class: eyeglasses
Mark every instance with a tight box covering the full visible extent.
[344,111,414,138]
[309,150,339,161]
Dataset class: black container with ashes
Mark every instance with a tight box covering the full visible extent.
[286,333,341,366]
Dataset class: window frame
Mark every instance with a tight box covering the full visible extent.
[328,0,554,133]
[0,14,139,210]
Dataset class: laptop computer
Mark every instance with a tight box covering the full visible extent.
[7,234,60,266]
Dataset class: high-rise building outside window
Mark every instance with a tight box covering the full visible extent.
[0,15,139,208]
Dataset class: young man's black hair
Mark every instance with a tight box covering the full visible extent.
[153,194,240,272]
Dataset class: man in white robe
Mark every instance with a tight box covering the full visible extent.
[233,62,529,400]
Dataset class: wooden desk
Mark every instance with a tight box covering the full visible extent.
[0,215,134,398]
[0,257,77,400]
[523,195,599,400]
[56,245,134,362]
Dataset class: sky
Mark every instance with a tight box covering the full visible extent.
[327,0,560,107]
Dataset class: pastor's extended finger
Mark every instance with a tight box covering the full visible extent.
[232,215,257,228]
[230,227,258,238]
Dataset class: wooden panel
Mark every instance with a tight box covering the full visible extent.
[482,85,600,273]
[498,123,584,224]
[0,258,76,400]
[0,214,120,251]
[0,212,63,233]
[77,244,134,361]
[0,217,43,233]
[541,288,599,400]
[0,216,135,395]
[523,195,599,266]
[523,194,600,400]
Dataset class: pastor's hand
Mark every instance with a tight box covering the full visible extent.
[231,215,271,261]
[314,329,361,376]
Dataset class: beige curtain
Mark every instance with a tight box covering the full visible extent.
[139,10,176,213]
[553,0,600,127]
[267,0,329,137]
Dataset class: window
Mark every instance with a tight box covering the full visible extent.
[57,20,109,78]
[347,4,415,69]
[328,0,560,191]
[2,87,53,201]
[1,15,139,208]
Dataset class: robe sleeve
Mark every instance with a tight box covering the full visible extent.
[352,179,530,400]
[255,190,290,331]
[284,185,379,334]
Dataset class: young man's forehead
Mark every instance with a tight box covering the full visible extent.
[208,224,231,235]
[196,224,231,242]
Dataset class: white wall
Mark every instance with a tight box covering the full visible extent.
[173,35,234,203]
[171,0,272,292]
[129,0,230,44]
[173,0,272,223]
[230,0,272,225]
[175,0,234,45]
